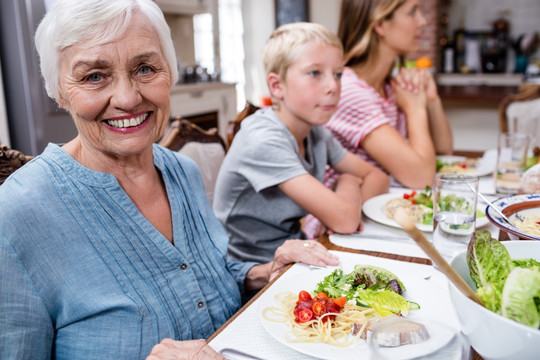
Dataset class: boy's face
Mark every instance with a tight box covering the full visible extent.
[274,41,343,128]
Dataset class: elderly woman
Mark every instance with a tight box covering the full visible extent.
[0,0,338,359]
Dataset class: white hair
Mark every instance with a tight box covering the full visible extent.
[35,0,178,101]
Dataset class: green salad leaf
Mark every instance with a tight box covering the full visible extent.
[314,265,416,317]
[501,267,540,329]
[350,265,406,294]
[467,230,540,328]
[354,289,410,317]
[313,268,354,299]
[514,258,540,268]
[467,230,515,312]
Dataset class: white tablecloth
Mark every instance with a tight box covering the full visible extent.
[328,186,500,259]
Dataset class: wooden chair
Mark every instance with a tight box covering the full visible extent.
[159,117,226,205]
[498,84,540,136]
[0,144,34,185]
[159,117,226,152]
[226,101,260,149]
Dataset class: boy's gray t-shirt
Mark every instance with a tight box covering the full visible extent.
[213,107,347,263]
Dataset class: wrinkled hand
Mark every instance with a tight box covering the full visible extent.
[269,240,339,280]
[146,339,224,360]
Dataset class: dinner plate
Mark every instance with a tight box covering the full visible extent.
[485,193,540,240]
[362,192,490,232]
[258,267,456,360]
[436,155,493,177]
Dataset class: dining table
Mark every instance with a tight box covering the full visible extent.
[207,151,504,360]
[207,150,508,360]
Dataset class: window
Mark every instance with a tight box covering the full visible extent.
[194,0,246,110]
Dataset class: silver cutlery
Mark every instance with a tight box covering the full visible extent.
[219,347,267,360]
[352,232,412,242]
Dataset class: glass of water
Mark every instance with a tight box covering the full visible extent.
[495,132,531,195]
[432,174,479,262]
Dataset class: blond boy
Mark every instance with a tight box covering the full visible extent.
[213,22,389,263]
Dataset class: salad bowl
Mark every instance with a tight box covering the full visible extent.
[448,240,540,360]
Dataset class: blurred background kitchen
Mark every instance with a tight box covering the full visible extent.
[0,0,539,155]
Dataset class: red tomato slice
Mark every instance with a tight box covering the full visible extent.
[313,292,328,301]
[312,301,326,317]
[298,290,312,302]
[296,308,313,323]
[332,296,347,308]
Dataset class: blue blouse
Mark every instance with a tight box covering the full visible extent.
[0,144,255,359]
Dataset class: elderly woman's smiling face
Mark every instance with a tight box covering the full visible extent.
[57,11,172,158]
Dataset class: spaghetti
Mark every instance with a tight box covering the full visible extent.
[262,291,379,347]
[514,214,540,238]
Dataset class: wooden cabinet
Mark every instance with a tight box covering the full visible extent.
[154,0,209,15]
[169,83,236,141]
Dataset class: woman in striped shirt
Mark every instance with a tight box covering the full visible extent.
[305,0,453,238]
[326,0,453,189]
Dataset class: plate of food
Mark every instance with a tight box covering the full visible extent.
[259,262,456,360]
[485,193,540,240]
[363,189,489,232]
[436,155,493,177]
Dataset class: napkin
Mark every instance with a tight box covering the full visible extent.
[330,233,428,258]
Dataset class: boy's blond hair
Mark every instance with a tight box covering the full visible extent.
[263,22,343,88]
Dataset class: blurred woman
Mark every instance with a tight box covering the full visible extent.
[328,0,452,188]
[0,0,337,358]
[304,0,453,238]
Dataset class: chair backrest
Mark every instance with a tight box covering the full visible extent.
[0,144,34,185]
[226,101,260,149]
[499,84,540,144]
[159,117,226,205]
[159,117,226,151]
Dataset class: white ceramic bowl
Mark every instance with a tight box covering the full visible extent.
[448,241,540,360]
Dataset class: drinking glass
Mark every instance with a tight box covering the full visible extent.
[432,174,479,262]
[494,132,530,195]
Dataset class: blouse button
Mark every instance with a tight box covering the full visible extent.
[197,301,205,308]
[180,263,188,270]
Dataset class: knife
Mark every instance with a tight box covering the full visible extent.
[349,232,412,242]
[219,348,267,360]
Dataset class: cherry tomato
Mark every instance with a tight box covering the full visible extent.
[295,308,313,323]
[332,296,347,308]
[294,300,313,313]
[313,292,328,301]
[298,290,312,302]
[460,163,467,168]
[312,301,327,317]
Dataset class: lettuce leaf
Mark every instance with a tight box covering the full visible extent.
[314,268,355,299]
[353,289,410,317]
[467,231,514,290]
[350,265,406,294]
[501,267,540,329]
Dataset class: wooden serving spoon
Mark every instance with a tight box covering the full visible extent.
[393,207,485,307]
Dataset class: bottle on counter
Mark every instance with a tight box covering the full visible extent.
[443,41,455,73]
